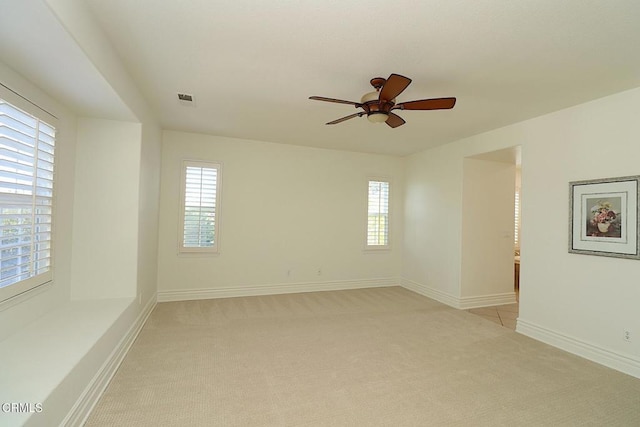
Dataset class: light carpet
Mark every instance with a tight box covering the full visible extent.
[85,286,640,426]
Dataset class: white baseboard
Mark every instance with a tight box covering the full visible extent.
[458,292,517,309]
[400,278,460,308]
[517,318,640,379]
[63,295,157,427]
[157,278,398,302]
[400,278,517,310]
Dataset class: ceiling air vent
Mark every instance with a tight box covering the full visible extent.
[177,93,196,107]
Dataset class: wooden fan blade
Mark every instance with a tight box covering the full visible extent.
[326,112,364,125]
[385,112,406,128]
[394,97,456,111]
[309,96,361,107]
[379,74,412,102]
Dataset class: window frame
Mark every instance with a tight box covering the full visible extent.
[365,177,391,251]
[178,159,222,254]
[0,85,57,304]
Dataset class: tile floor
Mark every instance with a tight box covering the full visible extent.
[467,301,519,330]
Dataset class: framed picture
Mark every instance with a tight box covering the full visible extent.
[569,175,640,259]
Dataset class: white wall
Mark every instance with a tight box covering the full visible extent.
[404,86,640,377]
[157,131,404,299]
[43,0,163,304]
[517,88,640,376]
[402,143,465,305]
[136,124,162,306]
[460,158,516,304]
[71,118,141,300]
[43,0,163,306]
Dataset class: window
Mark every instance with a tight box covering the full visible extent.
[0,96,55,303]
[367,179,390,248]
[179,160,221,253]
[514,187,521,252]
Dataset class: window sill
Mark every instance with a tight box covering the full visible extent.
[0,281,53,313]
[177,250,220,258]
[0,297,135,425]
[363,246,391,253]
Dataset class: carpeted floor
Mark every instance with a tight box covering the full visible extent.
[85,287,640,426]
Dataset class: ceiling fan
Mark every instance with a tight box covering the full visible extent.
[309,73,456,128]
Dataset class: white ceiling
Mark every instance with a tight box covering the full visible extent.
[0,0,135,122]
[11,1,640,156]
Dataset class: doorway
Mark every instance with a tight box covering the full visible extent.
[462,146,521,328]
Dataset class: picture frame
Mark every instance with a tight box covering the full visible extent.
[569,175,640,259]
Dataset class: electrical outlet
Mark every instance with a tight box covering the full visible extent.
[623,329,632,342]
[317,267,322,276]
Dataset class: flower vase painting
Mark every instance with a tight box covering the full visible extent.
[569,175,640,259]
[586,198,622,238]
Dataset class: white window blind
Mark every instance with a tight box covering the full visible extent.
[180,161,220,252]
[514,188,521,251]
[367,180,389,248]
[0,98,55,295]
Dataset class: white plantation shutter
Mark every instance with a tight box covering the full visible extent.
[367,180,390,247]
[0,98,55,296]
[514,188,521,251]
[180,161,221,252]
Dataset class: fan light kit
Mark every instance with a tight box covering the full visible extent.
[309,74,456,128]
